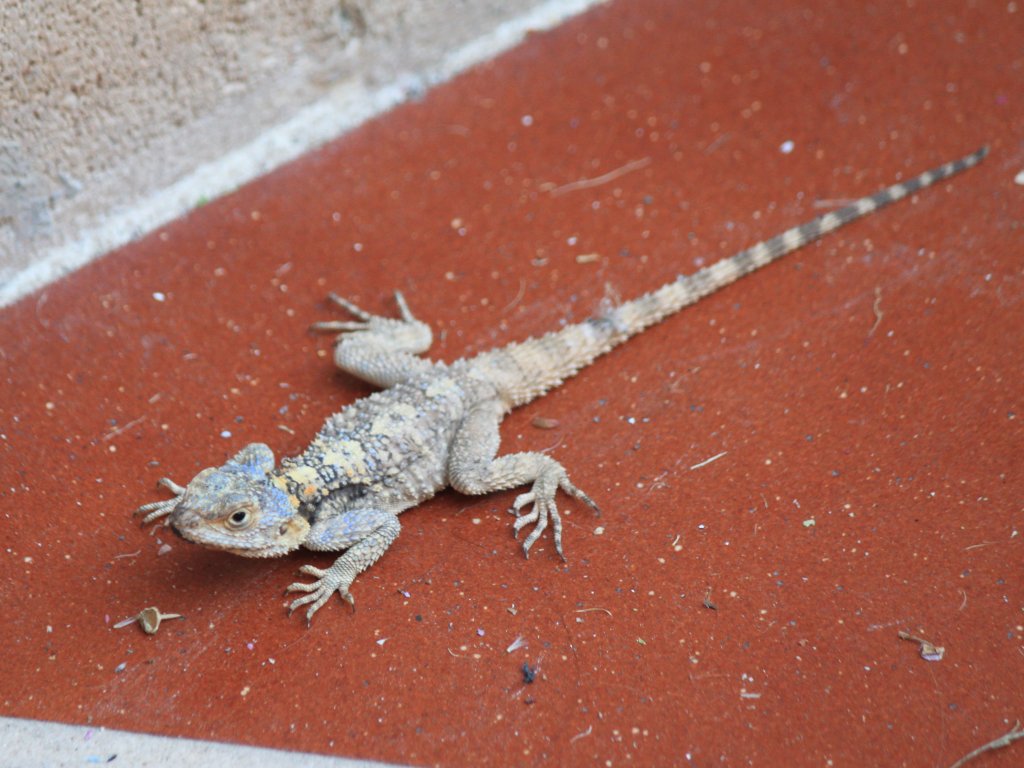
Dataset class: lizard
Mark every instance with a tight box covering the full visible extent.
[136,146,987,624]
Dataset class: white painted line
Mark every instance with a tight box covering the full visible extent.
[0,0,607,309]
[0,716,406,768]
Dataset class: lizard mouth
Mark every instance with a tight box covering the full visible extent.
[224,545,292,558]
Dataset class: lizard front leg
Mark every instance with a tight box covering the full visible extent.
[447,399,598,559]
[285,506,401,624]
[310,291,437,388]
[134,477,187,525]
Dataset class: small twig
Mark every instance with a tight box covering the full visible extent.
[574,607,613,617]
[690,451,728,470]
[549,157,651,197]
[111,549,141,561]
[502,278,527,313]
[570,725,593,743]
[868,286,884,336]
[644,470,670,494]
[946,721,1024,768]
[965,541,997,551]
[101,415,146,442]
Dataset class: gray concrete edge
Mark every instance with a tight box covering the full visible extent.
[0,716,406,768]
[0,0,605,310]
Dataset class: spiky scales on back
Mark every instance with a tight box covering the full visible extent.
[135,146,987,624]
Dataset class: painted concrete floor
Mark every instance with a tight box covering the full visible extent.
[1,1,1022,766]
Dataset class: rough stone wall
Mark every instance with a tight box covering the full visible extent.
[0,0,545,292]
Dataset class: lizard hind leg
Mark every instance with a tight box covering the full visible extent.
[448,400,599,560]
[310,291,436,388]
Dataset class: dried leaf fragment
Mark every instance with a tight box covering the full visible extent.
[113,606,184,635]
[531,416,560,429]
[898,630,945,661]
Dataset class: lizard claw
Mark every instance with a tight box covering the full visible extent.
[512,493,559,559]
[134,477,186,525]
[510,471,598,561]
[285,564,356,624]
[310,292,422,335]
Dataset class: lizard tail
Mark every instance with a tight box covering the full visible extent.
[468,146,988,409]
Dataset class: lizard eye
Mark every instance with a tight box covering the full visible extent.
[226,508,253,530]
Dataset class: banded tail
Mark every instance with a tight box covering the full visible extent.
[470,147,988,409]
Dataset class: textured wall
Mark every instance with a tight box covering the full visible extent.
[0,0,547,293]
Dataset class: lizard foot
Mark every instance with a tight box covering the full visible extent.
[511,468,599,560]
[285,562,356,625]
[134,477,186,525]
[310,291,424,336]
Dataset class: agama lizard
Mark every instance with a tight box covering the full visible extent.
[136,147,987,623]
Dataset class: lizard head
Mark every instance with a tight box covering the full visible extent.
[169,443,309,558]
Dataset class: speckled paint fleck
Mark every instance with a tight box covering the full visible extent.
[1,0,1021,766]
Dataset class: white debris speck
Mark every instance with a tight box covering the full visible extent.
[780,140,795,154]
[152,292,166,302]
[1014,169,1024,185]
[521,115,533,126]
[803,518,816,528]
[506,636,527,653]
[376,638,388,646]
[220,430,232,439]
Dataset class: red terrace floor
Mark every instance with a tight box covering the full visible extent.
[1,1,1022,766]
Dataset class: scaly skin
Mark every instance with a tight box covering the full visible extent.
[136,147,987,624]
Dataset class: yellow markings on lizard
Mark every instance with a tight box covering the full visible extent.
[284,465,319,485]
[321,439,367,479]
[270,475,302,508]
